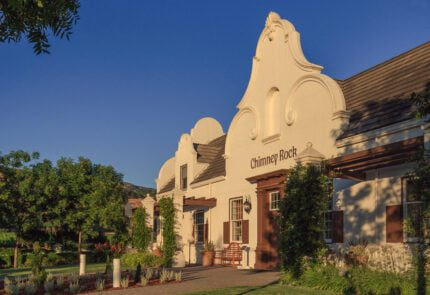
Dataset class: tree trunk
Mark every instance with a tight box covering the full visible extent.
[78,231,82,255]
[13,240,19,268]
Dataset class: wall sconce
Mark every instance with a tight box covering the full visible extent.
[243,195,252,213]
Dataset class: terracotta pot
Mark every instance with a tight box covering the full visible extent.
[153,248,163,257]
[202,251,214,267]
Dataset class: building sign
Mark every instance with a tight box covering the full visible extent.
[250,146,297,169]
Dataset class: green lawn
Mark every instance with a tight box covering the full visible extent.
[187,283,336,295]
[0,263,107,278]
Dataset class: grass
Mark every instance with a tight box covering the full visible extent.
[187,282,336,295]
[0,263,108,278]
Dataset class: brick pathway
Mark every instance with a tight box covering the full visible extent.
[98,266,280,295]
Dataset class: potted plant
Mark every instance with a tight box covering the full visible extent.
[153,245,163,258]
[201,241,215,267]
[111,243,125,288]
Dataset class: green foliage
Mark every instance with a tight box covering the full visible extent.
[411,83,430,119]
[131,208,153,251]
[0,150,43,267]
[0,0,80,54]
[278,164,331,277]
[121,252,162,268]
[282,265,419,295]
[0,231,16,247]
[30,242,47,285]
[158,197,176,267]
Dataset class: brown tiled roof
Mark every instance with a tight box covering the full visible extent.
[158,177,175,194]
[337,41,430,139]
[191,135,226,185]
[127,198,143,209]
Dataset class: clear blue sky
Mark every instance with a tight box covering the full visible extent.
[1,0,429,187]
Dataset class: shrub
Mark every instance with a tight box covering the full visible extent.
[159,269,169,284]
[0,232,16,248]
[281,265,419,295]
[144,268,154,280]
[121,252,163,268]
[56,275,65,289]
[30,242,47,285]
[120,276,129,288]
[175,271,182,282]
[140,276,149,286]
[68,281,81,294]
[95,278,105,291]
[24,281,37,295]
[0,248,14,268]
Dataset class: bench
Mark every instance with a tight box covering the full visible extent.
[221,242,242,266]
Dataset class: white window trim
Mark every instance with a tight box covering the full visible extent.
[230,197,243,243]
[269,191,280,211]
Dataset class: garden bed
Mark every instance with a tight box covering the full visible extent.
[0,268,183,294]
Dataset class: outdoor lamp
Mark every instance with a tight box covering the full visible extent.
[244,196,252,213]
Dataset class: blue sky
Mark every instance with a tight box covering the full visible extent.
[1,0,429,187]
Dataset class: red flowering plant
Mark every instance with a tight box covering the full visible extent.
[110,242,125,259]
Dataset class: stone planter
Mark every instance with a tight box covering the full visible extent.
[113,258,121,288]
[79,253,86,275]
[202,251,214,267]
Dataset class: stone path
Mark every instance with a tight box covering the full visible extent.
[99,266,280,295]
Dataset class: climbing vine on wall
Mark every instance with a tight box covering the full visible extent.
[158,197,176,267]
[131,207,153,251]
[278,164,332,278]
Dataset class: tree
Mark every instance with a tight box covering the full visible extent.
[278,164,331,278]
[131,207,152,251]
[0,0,80,54]
[0,150,43,268]
[56,157,127,254]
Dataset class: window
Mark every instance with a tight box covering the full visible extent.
[270,191,280,210]
[404,179,423,241]
[230,198,243,242]
[324,191,334,243]
[180,164,187,190]
[194,211,204,243]
[153,214,160,242]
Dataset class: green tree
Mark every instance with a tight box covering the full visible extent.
[56,157,127,254]
[0,150,42,268]
[278,164,331,278]
[0,0,80,54]
[131,207,152,251]
[158,197,176,267]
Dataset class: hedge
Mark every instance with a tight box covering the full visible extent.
[282,265,421,295]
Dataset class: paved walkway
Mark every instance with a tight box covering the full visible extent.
[100,266,280,295]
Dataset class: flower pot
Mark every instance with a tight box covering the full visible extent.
[79,253,86,275]
[113,258,121,288]
[153,248,163,258]
[202,251,214,267]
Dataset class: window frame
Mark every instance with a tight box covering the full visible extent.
[180,164,188,190]
[230,197,243,243]
[193,210,205,243]
[269,191,281,211]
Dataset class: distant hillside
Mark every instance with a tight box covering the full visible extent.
[123,182,156,198]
